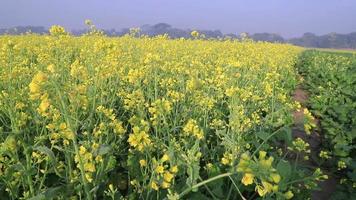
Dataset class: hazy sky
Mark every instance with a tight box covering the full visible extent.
[1,0,355,37]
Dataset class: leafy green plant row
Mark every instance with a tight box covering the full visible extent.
[298,50,356,198]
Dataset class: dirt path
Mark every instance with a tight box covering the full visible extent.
[292,85,337,200]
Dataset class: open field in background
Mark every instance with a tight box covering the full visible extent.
[0,27,354,199]
[307,48,356,54]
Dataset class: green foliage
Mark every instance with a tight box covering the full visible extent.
[298,50,356,197]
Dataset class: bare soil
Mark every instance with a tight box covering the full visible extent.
[292,85,337,200]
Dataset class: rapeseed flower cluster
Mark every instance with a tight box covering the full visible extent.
[49,25,69,36]
[150,154,179,190]
[74,146,97,183]
[237,151,281,197]
[303,108,316,134]
[183,119,204,140]
[128,117,151,152]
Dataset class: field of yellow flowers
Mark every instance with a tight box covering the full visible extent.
[0,27,333,199]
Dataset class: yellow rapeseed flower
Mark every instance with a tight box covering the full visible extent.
[161,154,170,162]
[84,162,96,173]
[284,191,294,199]
[79,146,87,155]
[139,159,147,167]
[151,181,159,191]
[163,171,174,183]
[155,165,164,174]
[241,173,254,186]
[170,165,179,173]
[161,181,170,189]
[270,173,281,184]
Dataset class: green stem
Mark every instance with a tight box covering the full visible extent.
[177,172,233,199]
[25,149,35,196]
[285,175,315,185]
[226,184,233,200]
[38,161,49,190]
[294,153,299,172]
[252,124,292,156]
[54,85,92,200]
[73,141,92,200]
[198,177,218,200]
[228,175,246,200]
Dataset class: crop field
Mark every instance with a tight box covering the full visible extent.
[297,50,356,198]
[0,27,354,200]
[307,48,356,54]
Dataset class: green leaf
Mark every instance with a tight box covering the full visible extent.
[186,141,201,192]
[28,186,65,200]
[277,160,292,182]
[97,145,112,155]
[187,192,209,199]
[207,165,224,197]
[34,146,57,164]
[28,194,46,200]
[256,131,269,141]
[275,127,292,143]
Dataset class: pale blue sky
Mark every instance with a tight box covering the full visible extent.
[1,0,355,37]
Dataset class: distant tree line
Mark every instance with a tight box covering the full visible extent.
[1,24,356,49]
[288,32,356,49]
[0,26,48,35]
